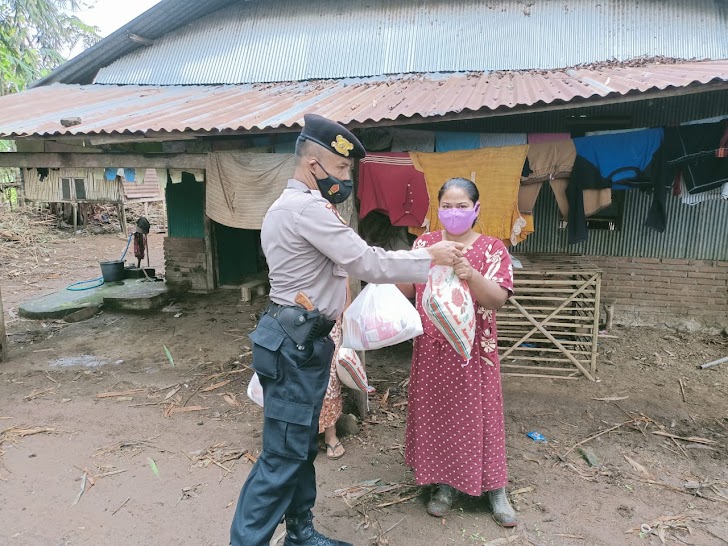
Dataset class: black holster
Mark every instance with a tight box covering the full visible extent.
[265,303,335,346]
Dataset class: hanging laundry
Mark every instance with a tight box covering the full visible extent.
[169,169,205,184]
[717,123,728,158]
[680,178,728,205]
[550,179,612,220]
[527,133,570,144]
[156,169,168,190]
[123,168,136,183]
[568,128,666,243]
[521,140,576,185]
[391,129,435,152]
[436,132,528,152]
[357,153,430,227]
[664,123,728,196]
[480,133,527,148]
[205,152,294,230]
[435,132,481,152]
[409,145,528,244]
[104,168,117,181]
[357,128,393,152]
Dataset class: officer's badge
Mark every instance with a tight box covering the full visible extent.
[331,135,354,157]
[325,203,348,225]
[328,184,340,195]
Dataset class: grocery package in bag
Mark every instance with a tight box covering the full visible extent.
[343,283,423,351]
[423,265,476,362]
[247,372,264,407]
[336,348,376,393]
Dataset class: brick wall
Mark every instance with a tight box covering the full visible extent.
[591,257,728,331]
[164,237,211,291]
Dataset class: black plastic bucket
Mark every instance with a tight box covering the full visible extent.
[99,260,125,283]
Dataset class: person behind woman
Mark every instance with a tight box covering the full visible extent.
[397,178,516,527]
[318,284,352,460]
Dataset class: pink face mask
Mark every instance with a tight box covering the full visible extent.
[438,203,480,236]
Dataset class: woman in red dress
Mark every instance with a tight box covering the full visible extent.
[398,178,516,527]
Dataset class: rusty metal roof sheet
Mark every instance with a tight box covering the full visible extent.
[4,60,728,138]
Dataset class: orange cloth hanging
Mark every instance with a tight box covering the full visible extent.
[408,146,529,245]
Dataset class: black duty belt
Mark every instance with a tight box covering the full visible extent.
[265,302,336,345]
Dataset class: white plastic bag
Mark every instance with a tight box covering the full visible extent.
[336,348,376,393]
[247,372,264,407]
[423,265,476,363]
[343,283,423,351]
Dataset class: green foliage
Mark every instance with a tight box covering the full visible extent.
[0,0,100,94]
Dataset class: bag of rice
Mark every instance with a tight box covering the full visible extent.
[246,372,264,407]
[336,348,376,393]
[343,283,423,351]
[423,265,476,363]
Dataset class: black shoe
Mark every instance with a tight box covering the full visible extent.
[283,512,352,546]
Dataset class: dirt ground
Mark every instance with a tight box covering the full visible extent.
[1,212,728,546]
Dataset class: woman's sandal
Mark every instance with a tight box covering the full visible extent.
[426,484,457,517]
[325,441,346,460]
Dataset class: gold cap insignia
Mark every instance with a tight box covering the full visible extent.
[331,135,354,157]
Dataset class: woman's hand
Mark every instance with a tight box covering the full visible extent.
[453,256,473,281]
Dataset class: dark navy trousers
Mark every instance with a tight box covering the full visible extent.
[230,314,334,546]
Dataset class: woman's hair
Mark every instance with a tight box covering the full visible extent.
[438,177,479,204]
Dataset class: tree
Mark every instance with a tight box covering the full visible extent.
[0,0,100,95]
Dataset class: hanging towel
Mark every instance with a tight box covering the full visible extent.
[527,133,570,144]
[124,168,136,183]
[391,129,435,152]
[569,128,666,243]
[206,152,295,230]
[104,168,117,181]
[409,145,529,243]
[521,140,576,185]
[358,153,430,227]
[156,169,168,190]
[480,133,527,148]
[435,132,481,152]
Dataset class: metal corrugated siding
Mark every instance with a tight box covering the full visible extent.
[35,0,237,86]
[166,174,205,238]
[94,0,728,86]
[516,185,728,260]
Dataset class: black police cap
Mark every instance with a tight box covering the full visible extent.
[299,114,366,159]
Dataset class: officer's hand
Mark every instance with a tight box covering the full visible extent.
[426,241,465,266]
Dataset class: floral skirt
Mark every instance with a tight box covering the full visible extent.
[318,320,343,433]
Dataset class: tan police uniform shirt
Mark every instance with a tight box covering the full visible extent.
[261,180,431,320]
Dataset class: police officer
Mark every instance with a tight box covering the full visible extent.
[230,114,463,546]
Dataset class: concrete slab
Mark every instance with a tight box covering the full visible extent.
[19,280,171,320]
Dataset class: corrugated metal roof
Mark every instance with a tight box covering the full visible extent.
[34,0,237,86]
[94,0,728,86]
[3,60,728,138]
[516,184,728,261]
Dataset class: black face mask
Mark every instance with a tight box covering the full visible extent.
[314,161,353,204]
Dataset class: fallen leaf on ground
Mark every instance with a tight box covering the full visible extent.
[201,380,231,393]
[147,457,160,477]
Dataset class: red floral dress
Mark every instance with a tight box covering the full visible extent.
[405,231,514,496]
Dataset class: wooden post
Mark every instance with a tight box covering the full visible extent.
[337,194,368,419]
[0,286,7,362]
[118,202,128,235]
[72,202,78,233]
